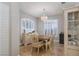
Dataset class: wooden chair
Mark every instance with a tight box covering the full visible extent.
[21,33,25,46]
[45,36,53,52]
[31,41,44,55]
[31,34,39,43]
[22,34,33,53]
[31,35,44,55]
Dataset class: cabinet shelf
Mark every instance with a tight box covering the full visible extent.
[64,6,79,55]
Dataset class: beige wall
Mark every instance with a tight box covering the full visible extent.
[10,3,20,56]
[0,3,10,56]
[0,2,20,56]
[58,14,64,33]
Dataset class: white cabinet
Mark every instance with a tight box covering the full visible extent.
[0,3,10,56]
[64,6,79,56]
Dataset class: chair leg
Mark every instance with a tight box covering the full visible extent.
[46,44,48,52]
[42,46,44,50]
[49,44,52,52]
[45,40,48,52]
[31,47,33,55]
[37,47,39,55]
[49,44,51,51]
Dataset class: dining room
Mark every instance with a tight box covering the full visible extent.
[20,21,64,56]
[19,2,65,56]
[1,2,79,56]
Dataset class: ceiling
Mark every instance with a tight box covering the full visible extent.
[20,2,79,17]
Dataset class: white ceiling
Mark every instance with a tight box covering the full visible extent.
[20,2,79,17]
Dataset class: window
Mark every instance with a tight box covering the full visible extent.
[44,20,58,38]
[21,18,35,33]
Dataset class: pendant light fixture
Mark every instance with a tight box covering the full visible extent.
[41,8,48,21]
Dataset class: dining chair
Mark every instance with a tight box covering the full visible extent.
[31,34,45,55]
[31,41,44,55]
[45,36,53,52]
[23,34,33,51]
[31,34,39,43]
[21,33,25,46]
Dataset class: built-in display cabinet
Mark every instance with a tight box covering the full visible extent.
[64,6,79,56]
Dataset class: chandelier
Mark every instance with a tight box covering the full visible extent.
[41,8,48,21]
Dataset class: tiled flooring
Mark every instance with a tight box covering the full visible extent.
[20,42,64,56]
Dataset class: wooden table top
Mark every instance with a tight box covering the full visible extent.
[38,35,50,41]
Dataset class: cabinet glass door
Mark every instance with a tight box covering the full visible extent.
[68,11,79,47]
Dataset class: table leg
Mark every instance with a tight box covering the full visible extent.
[45,40,48,52]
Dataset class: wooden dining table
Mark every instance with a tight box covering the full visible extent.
[38,35,50,41]
[25,34,52,55]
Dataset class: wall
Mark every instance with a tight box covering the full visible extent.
[0,2,20,56]
[10,3,20,56]
[58,14,64,33]
[0,3,10,56]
